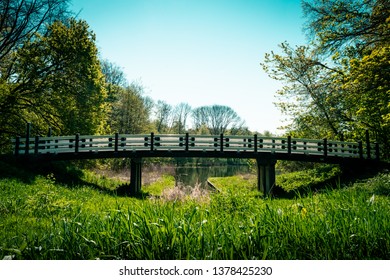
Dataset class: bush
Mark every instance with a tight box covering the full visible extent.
[369,173,390,196]
[276,164,341,192]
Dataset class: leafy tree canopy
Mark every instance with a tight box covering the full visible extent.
[0,18,108,150]
[262,0,389,158]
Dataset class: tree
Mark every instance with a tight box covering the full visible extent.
[46,19,108,135]
[208,105,243,135]
[191,105,244,135]
[302,0,390,151]
[262,42,347,139]
[230,121,250,135]
[153,100,173,133]
[101,59,129,131]
[302,0,389,57]
[0,0,71,149]
[100,59,128,103]
[111,84,151,134]
[171,103,191,134]
[0,18,108,145]
[192,106,210,132]
[263,0,389,158]
[0,0,69,62]
[342,45,390,156]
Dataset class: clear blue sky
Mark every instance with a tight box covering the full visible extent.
[71,0,307,134]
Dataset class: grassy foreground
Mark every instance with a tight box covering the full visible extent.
[0,163,389,260]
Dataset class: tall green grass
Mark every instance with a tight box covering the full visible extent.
[0,166,389,260]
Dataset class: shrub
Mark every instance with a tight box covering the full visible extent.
[276,165,341,192]
[369,173,390,196]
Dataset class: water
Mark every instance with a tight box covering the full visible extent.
[174,162,252,188]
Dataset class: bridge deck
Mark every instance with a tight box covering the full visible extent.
[12,132,379,163]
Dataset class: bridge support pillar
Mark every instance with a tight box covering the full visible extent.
[130,158,142,195]
[256,158,276,196]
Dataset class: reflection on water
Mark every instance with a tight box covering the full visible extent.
[174,163,251,188]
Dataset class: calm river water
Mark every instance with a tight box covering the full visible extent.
[172,161,252,188]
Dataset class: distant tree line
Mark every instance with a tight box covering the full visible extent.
[95,57,251,136]
[0,0,254,153]
[262,0,389,159]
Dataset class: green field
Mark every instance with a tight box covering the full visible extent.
[0,162,389,260]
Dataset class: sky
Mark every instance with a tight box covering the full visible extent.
[70,0,307,134]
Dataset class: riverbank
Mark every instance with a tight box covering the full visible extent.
[0,162,389,259]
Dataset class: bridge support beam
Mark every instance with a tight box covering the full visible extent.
[256,158,276,196]
[130,158,142,195]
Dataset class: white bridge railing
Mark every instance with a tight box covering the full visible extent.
[12,132,380,160]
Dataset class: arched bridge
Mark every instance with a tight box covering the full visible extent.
[11,129,380,196]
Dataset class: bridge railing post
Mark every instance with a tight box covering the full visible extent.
[220,133,224,152]
[365,130,371,159]
[150,132,154,151]
[15,136,20,156]
[358,140,363,159]
[108,136,113,148]
[75,133,79,153]
[323,138,328,157]
[25,122,31,155]
[46,127,52,151]
[254,134,258,153]
[287,136,292,155]
[34,136,40,155]
[185,133,189,152]
[114,133,119,153]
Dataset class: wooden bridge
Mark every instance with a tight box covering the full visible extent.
[11,127,380,195]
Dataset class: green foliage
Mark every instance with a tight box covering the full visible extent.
[262,42,346,140]
[263,0,390,159]
[342,45,390,156]
[302,0,389,55]
[371,173,390,196]
[276,165,341,192]
[21,18,109,135]
[0,18,108,152]
[152,100,173,133]
[361,173,390,196]
[109,84,152,134]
